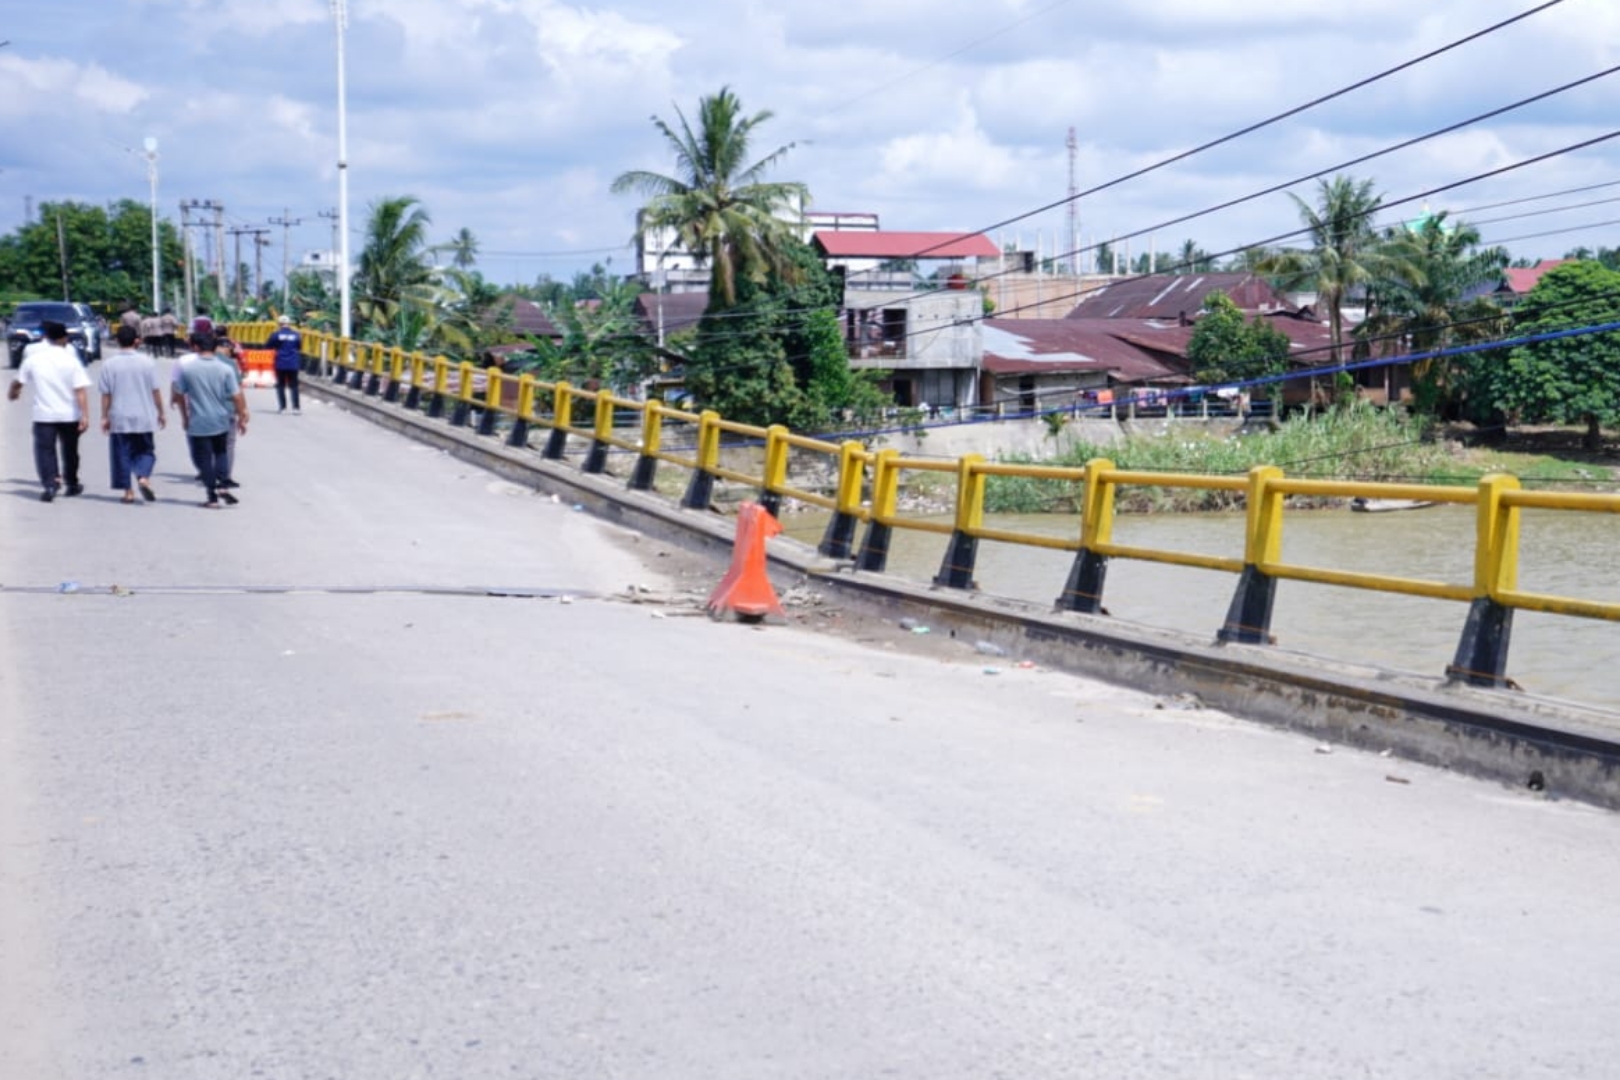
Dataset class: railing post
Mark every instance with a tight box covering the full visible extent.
[856,448,901,572]
[331,336,351,383]
[507,374,536,447]
[818,440,867,559]
[403,353,425,410]
[681,410,721,509]
[758,425,790,517]
[1057,458,1117,613]
[449,362,475,426]
[629,401,664,490]
[426,356,449,418]
[1219,465,1285,644]
[1447,474,1521,687]
[363,342,382,396]
[383,347,404,402]
[934,453,984,590]
[544,382,573,459]
[347,342,367,389]
[583,392,614,473]
[478,369,503,436]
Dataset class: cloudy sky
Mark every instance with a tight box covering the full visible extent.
[2,0,1618,288]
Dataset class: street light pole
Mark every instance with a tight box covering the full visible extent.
[332,0,352,341]
[143,137,160,312]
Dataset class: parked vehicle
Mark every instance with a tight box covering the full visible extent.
[6,301,103,366]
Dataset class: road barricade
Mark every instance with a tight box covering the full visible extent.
[240,348,275,388]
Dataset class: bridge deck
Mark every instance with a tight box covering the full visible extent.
[2,378,1618,1079]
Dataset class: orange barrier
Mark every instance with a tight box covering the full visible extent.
[241,348,275,388]
[706,502,784,621]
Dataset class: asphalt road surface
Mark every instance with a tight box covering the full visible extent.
[3,375,1620,1079]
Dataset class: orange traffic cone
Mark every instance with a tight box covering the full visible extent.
[707,502,785,621]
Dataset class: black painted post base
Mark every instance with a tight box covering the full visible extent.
[477,407,498,437]
[404,385,421,410]
[933,530,978,590]
[857,522,893,573]
[682,469,715,510]
[506,418,529,448]
[449,401,471,428]
[347,369,364,390]
[543,428,569,461]
[1056,550,1109,613]
[583,440,609,474]
[331,364,347,383]
[1218,566,1277,644]
[383,379,401,403]
[1447,598,1515,687]
[759,490,782,519]
[426,393,445,420]
[364,373,381,396]
[629,455,658,491]
[818,512,858,560]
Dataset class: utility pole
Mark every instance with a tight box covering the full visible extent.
[253,232,272,304]
[227,226,271,304]
[180,199,223,314]
[1066,126,1079,275]
[55,210,69,300]
[269,208,303,310]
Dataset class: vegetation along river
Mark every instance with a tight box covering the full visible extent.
[780,504,1619,714]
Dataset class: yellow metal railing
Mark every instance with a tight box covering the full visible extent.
[230,321,1620,689]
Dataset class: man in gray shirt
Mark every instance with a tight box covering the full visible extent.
[174,331,249,508]
[98,324,167,503]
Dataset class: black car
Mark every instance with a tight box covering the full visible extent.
[6,301,103,366]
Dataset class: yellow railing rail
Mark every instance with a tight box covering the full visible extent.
[231,321,1620,691]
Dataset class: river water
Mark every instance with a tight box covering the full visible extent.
[779,505,1620,713]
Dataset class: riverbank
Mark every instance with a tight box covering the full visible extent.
[979,406,1619,514]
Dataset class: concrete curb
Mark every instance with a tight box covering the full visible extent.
[307,381,1620,811]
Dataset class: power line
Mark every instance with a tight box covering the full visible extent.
[896,0,1574,263]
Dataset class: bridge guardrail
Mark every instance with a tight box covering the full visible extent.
[235,322,1620,695]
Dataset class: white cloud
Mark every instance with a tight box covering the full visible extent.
[0,56,149,119]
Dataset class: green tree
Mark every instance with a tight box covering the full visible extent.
[1185,292,1291,392]
[353,196,434,333]
[611,86,808,309]
[1467,260,1620,449]
[1173,239,1215,274]
[0,200,183,306]
[1358,212,1508,414]
[1264,175,1392,363]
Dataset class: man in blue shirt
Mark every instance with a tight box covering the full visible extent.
[265,314,303,413]
[174,331,249,508]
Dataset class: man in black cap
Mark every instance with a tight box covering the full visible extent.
[7,321,92,501]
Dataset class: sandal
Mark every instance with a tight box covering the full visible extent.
[121,492,137,504]
[138,481,156,502]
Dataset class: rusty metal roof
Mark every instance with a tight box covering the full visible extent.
[982,318,1189,384]
[633,291,709,336]
[1064,272,1299,320]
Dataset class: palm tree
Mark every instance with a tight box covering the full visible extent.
[353,195,434,332]
[611,86,808,308]
[1264,175,1390,363]
[1359,212,1508,413]
[436,226,479,271]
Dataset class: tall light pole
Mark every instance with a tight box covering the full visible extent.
[332,0,352,341]
[142,137,160,312]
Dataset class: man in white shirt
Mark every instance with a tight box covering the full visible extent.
[7,320,92,502]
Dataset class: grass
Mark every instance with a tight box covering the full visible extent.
[984,405,1617,514]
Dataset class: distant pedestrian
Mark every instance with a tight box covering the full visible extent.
[119,305,141,333]
[173,331,248,509]
[159,308,178,358]
[140,312,162,356]
[7,320,91,502]
[98,325,166,503]
[266,314,303,413]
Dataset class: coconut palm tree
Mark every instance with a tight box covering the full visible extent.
[436,226,480,271]
[1264,175,1391,363]
[611,86,808,309]
[353,195,434,332]
[1359,212,1508,413]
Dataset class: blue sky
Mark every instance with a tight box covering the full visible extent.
[2,0,1618,287]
